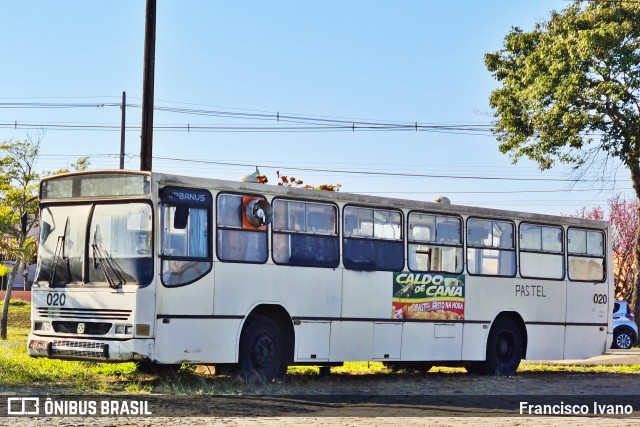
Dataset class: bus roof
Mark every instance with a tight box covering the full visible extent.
[41,169,610,230]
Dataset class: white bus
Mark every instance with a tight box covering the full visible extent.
[28,170,613,380]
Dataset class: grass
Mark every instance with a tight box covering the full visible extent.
[1,301,639,395]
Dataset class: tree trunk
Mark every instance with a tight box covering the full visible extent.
[0,269,15,340]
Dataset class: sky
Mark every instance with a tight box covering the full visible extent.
[0,0,634,216]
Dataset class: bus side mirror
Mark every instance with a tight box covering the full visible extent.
[174,205,189,229]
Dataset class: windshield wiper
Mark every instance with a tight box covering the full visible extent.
[92,231,125,289]
[48,235,64,287]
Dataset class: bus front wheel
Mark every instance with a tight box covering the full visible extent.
[239,315,287,383]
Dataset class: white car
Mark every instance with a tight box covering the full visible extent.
[611,300,638,350]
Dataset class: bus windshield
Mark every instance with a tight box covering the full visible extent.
[37,203,153,287]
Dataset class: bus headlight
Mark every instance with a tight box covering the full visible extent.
[115,324,133,335]
[34,322,52,331]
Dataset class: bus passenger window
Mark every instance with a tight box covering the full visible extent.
[272,199,338,268]
[567,228,605,282]
[519,223,564,280]
[343,206,404,271]
[159,187,212,286]
[216,193,268,263]
[467,218,515,277]
[408,212,462,274]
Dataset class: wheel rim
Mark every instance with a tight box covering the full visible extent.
[251,334,275,369]
[617,333,631,349]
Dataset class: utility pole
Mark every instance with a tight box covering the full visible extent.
[140,0,157,171]
[120,91,126,169]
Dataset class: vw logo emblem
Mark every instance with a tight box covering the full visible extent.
[77,322,86,334]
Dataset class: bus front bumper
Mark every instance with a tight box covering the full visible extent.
[27,333,154,362]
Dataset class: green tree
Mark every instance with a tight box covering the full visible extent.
[485,1,640,312]
[0,132,88,339]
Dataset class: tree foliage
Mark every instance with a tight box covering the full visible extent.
[486,1,640,172]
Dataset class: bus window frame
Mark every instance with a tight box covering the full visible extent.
[517,221,565,281]
[271,196,340,268]
[159,186,213,287]
[37,198,156,288]
[406,210,464,274]
[342,204,405,272]
[566,226,606,283]
[215,191,269,265]
[465,216,517,278]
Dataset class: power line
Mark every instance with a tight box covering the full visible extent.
[0,101,494,134]
[0,120,495,135]
[147,155,621,183]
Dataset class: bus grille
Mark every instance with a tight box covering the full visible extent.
[52,321,112,335]
[37,307,132,321]
[50,340,109,359]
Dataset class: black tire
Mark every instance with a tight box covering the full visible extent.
[612,328,635,350]
[239,315,287,383]
[468,317,522,376]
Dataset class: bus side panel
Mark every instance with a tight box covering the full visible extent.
[564,281,609,325]
[401,322,463,361]
[525,325,565,360]
[156,272,215,316]
[461,323,489,361]
[341,270,392,318]
[329,321,373,361]
[564,279,609,359]
[213,263,341,318]
[564,326,608,359]
[295,321,331,361]
[154,318,241,364]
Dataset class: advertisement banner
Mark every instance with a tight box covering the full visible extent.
[392,272,465,320]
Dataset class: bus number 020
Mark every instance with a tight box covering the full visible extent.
[593,294,607,305]
[46,293,66,306]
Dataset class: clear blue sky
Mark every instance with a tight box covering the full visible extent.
[0,0,633,215]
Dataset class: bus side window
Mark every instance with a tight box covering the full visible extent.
[408,212,462,274]
[567,228,605,282]
[519,223,564,280]
[343,206,404,271]
[466,218,516,277]
[160,187,212,286]
[272,199,339,268]
[216,193,268,263]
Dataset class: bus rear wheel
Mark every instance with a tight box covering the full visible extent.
[486,317,522,376]
[239,315,287,383]
[467,317,522,376]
